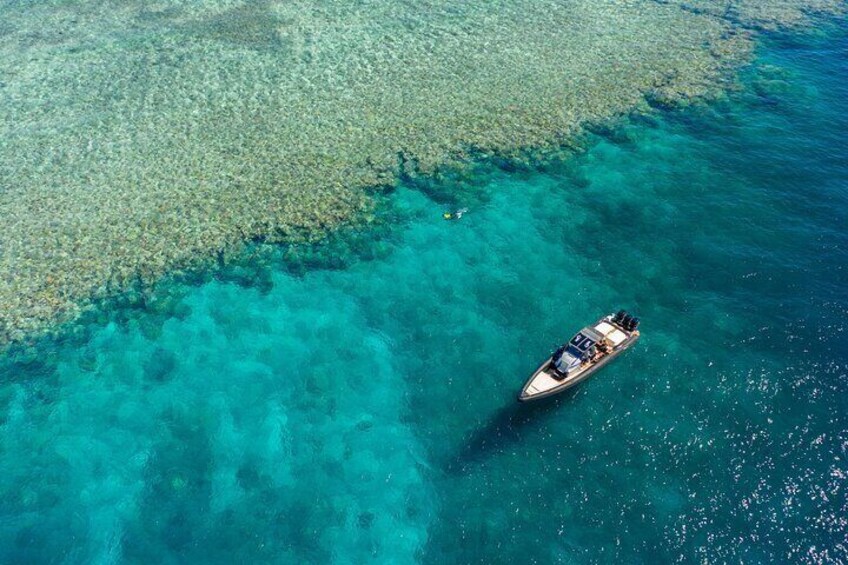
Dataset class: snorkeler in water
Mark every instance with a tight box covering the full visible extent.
[443,207,468,220]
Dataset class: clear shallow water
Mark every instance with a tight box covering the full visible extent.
[1,25,847,564]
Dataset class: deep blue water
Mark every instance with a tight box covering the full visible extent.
[1,24,847,564]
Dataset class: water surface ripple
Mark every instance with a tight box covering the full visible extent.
[1,14,847,565]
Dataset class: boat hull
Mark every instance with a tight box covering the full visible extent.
[518,326,639,402]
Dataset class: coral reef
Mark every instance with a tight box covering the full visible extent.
[0,0,842,343]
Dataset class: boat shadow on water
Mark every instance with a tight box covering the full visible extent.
[445,388,581,475]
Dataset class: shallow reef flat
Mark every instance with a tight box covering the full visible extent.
[0,0,842,343]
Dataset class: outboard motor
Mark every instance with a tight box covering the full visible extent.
[629,317,640,331]
[614,310,626,323]
[621,314,632,329]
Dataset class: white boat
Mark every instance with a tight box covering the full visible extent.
[518,311,640,402]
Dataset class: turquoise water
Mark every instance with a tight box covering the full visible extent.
[2,24,847,563]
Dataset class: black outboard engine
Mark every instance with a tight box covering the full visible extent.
[629,317,640,331]
[614,310,626,324]
[621,314,632,329]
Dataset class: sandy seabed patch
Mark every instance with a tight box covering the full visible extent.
[0,0,843,343]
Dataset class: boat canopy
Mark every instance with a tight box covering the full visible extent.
[565,327,604,360]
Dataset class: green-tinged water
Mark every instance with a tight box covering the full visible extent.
[1,20,847,565]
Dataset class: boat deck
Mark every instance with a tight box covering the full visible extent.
[522,369,563,396]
